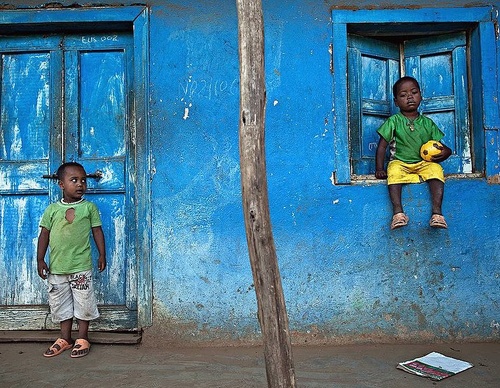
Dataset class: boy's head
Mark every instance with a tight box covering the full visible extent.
[393,76,422,114]
[57,162,87,203]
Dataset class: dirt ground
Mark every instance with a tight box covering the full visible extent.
[1,340,500,387]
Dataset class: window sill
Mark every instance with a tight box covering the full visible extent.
[350,172,484,184]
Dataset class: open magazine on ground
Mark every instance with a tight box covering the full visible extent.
[397,351,473,381]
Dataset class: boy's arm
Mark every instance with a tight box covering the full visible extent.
[36,227,50,279]
[92,226,107,272]
[375,137,389,179]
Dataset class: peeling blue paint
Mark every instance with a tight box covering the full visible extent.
[1,1,500,343]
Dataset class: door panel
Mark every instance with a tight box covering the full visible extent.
[1,53,51,160]
[0,32,137,330]
[0,46,57,307]
[74,51,127,159]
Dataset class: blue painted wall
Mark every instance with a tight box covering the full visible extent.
[9,0,500,344]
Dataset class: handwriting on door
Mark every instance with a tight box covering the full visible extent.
[81,35,119,44]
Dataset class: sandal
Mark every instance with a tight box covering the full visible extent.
[43,338,73,358]
[71,338,91,358]
[391,212,409,230]
[430,214,448,229]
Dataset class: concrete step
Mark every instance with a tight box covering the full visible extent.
[0,330,141,344]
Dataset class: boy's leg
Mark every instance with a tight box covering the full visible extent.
[60,318,73,343]
[69,270,98,358]
[427,178,444,215]
[388,183,409,229]
[44,274,75,356]
[77,319,90,341]
[388,184,404,214]
[427,178,448,228]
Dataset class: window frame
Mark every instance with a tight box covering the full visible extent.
[331,7,499,184]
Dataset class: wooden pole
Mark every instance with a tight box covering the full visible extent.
[236,1,296,387]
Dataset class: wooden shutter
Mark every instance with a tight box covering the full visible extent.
[405,32,471,173]
[347,35,399,175]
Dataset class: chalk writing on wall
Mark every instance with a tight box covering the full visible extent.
[179,77,238,101]
[368,142,378,151]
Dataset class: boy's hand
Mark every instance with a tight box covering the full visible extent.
[91,226,106,272]
[431,143,452,163]
[37,261,49,279]
[98,255,107,272]
[375,137,389,179]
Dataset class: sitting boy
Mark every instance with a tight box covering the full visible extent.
[375,76,452,230]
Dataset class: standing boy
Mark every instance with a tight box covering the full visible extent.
[37,162,106,358]
[375,76,452,230]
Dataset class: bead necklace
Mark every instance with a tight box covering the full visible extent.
[61,198,85,205]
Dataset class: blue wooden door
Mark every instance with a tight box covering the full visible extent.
[0,32,137,330]
[348,32,470,176]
